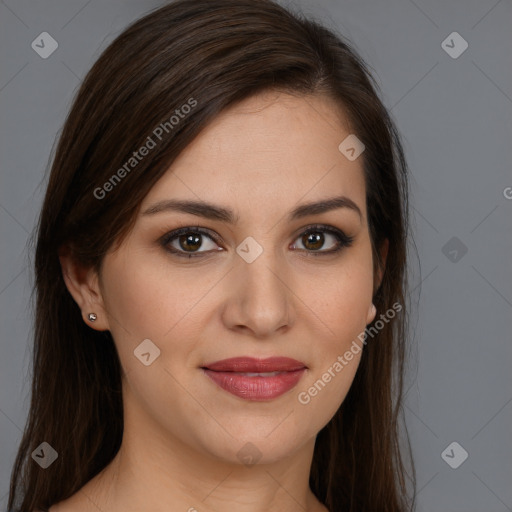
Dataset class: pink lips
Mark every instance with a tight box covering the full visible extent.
[202,357,307,401]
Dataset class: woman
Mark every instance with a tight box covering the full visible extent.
[8,0,416,510]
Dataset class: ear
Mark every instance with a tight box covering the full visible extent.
[367,238,389,325]
[58,245,110,331]
[374,238,389,291]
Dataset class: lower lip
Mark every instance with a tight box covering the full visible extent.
[203,369,306,401]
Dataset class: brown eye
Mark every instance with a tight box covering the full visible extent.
[161,224,354,259]
[177,233,202,252]
[302,232,325,251]
[161,227,221,257]
[291,225,354,255]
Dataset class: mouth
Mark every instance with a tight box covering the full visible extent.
[201,357,307,401]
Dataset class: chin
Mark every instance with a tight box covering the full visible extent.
[192,421,314,466]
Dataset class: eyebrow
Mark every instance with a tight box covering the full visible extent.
[142,195,362,223]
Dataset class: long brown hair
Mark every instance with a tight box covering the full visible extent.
[9,1,416,510]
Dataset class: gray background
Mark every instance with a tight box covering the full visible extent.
[1,0,511,510]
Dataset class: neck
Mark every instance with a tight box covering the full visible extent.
[76,390,327,512]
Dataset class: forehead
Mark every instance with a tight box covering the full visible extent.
[142,91,366,220]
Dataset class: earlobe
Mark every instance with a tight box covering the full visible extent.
[366,303,377,325]
[58,246,110,331]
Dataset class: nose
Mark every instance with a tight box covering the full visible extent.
[221,250,294,339]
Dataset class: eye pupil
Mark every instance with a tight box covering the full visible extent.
[165,226,349,258]
[303,232,324,250]
[179,233,202,251]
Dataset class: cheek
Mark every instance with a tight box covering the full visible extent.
[100,250,205,337]
[295,351,361,436]
[295,278,369,431]
[305,250,374,338]
[99,250,226,382]
[294,248,373,422]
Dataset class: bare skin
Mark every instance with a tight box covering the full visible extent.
[56,91,385,512]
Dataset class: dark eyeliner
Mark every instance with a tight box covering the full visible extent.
[297,223,355,257]
[160,226,221,259]
[159,223,354,258]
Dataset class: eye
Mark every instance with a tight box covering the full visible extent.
[160,224,354,259]
[290,224,354,256]
[160,226,221,258]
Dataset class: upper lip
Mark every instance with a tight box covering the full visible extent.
[202,357,307,372]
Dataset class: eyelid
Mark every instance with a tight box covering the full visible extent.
[291,224,354,251]
[159,226,221,255]
[159,223,354,258]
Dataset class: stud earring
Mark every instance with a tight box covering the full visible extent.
[87,312,97,322]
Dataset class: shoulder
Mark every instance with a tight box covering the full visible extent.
[44,488,98,512]
[42,470,107,511]
[45,499,77,511]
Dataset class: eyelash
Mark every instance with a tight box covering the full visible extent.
[160,224,355,259]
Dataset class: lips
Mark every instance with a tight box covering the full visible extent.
[203,356,306,372]
[202,357,307,401]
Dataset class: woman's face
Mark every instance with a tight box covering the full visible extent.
[95,91,378,465]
